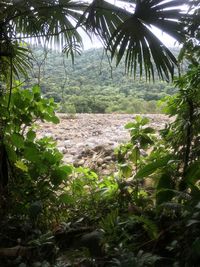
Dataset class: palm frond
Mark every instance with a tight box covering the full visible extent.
[3,0,86,48]
[0,41,32,81]
[83,0,188,80]
[80,0,131,45]
[0,0,86,79]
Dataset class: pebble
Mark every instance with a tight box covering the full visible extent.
[77,159,85,166]
[97,158,104,165]
[104,156,112,161]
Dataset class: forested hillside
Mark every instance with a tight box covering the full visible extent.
[27,47,178,113]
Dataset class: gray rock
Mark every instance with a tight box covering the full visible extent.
[77,159,85,166]
[104,156,112,161]
[97,158,104,166]
[64,140,71,145]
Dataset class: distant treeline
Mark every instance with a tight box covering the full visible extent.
[25,47,181,113]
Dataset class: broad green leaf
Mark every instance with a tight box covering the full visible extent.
[135,116,149,125]
[135,115,143,123]
[12,133,24,148]
[51,115,60,124]
[125,122,135,129]
[51,166,72,186]
[140,117,149,126]
[13,93,26,109]
[143,127,155,134]
[24,146,40,162]
[135,155,171,180]
[120,164,132,178]
[26,130,36,141]
[129,147,140,163]
[5,145,17,162]
[138,134,154,148]
[43,113,60,124]
[43,151,57,164]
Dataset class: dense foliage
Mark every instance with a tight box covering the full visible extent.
[26,47,178,114]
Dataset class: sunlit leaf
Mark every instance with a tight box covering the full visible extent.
[15,160,28,172]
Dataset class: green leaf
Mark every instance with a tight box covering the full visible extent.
[5,145,17,162]
[58,165,73,176]
[26,130,36,141]
[143,127,155,134]
[135,116,149,125]
[15,160,28,172]
[135,155,171,180]
[24,146,40,162]
[51,115,60,124]
[13,93,26,109]
[43,113,60,124]
[43,151,57,164]
[120,164,132,178]
[125,122,135,129]
[139,134,154,148]
[51,165,72,186]
[129,147,140,163]
[32,85,41,95]
[12,133,24,148]
[23,89,33,100]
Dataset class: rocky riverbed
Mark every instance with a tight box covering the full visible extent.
[37,113,169,174]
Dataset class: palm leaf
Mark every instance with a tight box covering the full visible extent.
[80,0,130,45]
[0,39,32,81]
[83,0,188,80]
[0,0,86,79]
[11,0,85,48]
